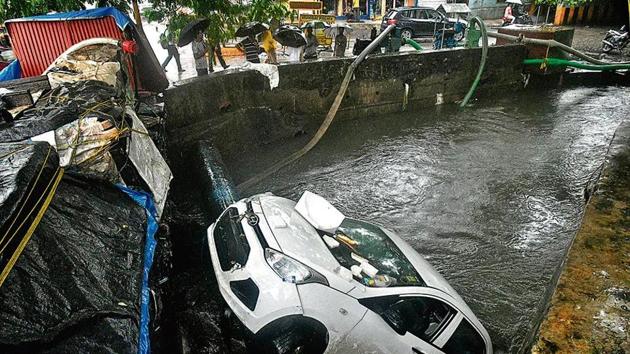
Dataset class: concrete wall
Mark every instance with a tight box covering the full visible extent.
[165,44,526,164]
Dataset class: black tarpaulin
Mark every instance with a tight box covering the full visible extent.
[0,173,147,353]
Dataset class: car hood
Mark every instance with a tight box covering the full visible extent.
[258,196,341,274]
[256,195,463,299]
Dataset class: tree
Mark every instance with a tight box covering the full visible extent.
[144,0,294,45]
[0,0,131,23]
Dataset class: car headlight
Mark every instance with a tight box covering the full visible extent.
[265,248,328,286]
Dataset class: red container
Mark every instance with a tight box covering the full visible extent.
[6,17,123,78]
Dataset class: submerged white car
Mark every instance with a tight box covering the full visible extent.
[206,191,492,354]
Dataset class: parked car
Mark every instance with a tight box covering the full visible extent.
[206,191,492,354]
[381,6,467,41]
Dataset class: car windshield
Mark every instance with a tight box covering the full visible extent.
[328,218,424,287]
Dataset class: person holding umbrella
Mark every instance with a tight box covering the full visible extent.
[160,29,184,73]
[303,27,319,60]
[192,31,209,76]
[177,18,211,76]
[235,22,269,64]
[273,25,306,63]
[325,24,352,58]
[260,30,278,64]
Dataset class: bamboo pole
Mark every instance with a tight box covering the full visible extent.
[132,0,144,34]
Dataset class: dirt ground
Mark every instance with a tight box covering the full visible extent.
[571,26,630,59]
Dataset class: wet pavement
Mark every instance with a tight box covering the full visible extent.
[235,85,630,353]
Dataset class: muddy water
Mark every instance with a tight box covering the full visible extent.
[240,85,630,353]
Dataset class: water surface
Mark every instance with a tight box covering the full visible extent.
[241,85,630,353]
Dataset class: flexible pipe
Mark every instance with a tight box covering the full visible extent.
[237,25,397,191]
[487,31,630,66]
[523,57,630,71]
[459,16,488,108]
[404,38,423,51]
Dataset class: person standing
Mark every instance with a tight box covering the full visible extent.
[160,30,184,72]
[212,43,230,70]
[192,31,209,76]
[240,34,261,64]
[260,30,278,64]
[334,27,348,57]
[287,45,302,63]
[303,27,319,60]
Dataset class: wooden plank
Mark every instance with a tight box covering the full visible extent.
[0,75,50,92]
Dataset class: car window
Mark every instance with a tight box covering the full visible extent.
[442,319,486,354]
[214,207,251,271]
[331,218,425,287]
[401,10,413,18]
[418,10,430,19]
[382,297,454,341]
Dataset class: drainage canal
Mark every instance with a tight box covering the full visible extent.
[216,84,630,353]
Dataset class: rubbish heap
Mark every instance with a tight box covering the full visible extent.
[0,38,170,353]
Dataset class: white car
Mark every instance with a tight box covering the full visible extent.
[206,191,492,354]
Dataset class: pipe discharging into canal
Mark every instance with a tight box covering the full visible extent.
[523,58,630,71]
[237,25,397,191]
[459,16,488,108]
[488,31,630,66]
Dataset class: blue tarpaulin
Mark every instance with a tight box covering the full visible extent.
[0,60,21,82]
[6,7,132,30]
[116,185,158,354]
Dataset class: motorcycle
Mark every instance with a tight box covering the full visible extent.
[602,25,629,53]
[501,14,534,26]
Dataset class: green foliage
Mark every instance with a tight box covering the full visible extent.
[0,0,130,23]
[534,0,592,6]
[145,0,294,45]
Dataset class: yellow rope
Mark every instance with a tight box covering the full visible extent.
[0,168,64,288]
[0,146,52,251]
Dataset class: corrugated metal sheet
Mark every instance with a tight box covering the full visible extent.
[7,17,123,78]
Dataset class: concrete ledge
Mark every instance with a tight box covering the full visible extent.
[165,44,527,164]
[533,121,630,353]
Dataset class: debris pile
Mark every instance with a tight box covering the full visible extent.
[0,37,170,353]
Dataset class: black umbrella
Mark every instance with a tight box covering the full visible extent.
[177,18,210,47]
[273,25,306,48]
[235,21,269,37]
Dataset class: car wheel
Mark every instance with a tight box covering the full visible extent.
[249,316,328,354]
[401,29,413,40]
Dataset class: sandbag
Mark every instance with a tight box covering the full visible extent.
[0,173,147,353]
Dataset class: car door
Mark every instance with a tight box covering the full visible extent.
[342,294,456,354]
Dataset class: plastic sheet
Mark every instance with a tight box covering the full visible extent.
[0,142,59,283]
[0,173,147,353]
[0,80,122,142]
[117,185,158,354]
[0,60,21,82]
